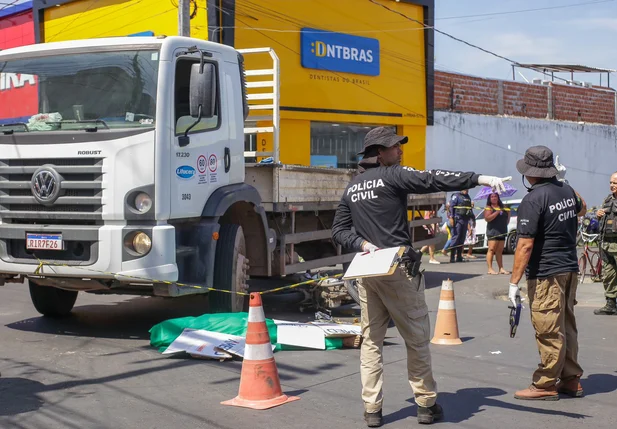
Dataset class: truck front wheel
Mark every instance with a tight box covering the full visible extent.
[210,224,249,313]
[29,281,78,317]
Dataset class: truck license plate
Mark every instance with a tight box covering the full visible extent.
[26,233,63,251]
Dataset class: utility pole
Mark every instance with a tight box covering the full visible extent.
[178,0,191,37]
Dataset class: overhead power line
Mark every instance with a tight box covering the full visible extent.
[438,0,616,20]
[0,0,21,13]
[366,0,584,86]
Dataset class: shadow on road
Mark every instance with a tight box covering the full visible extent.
[582,372,617,396]
[0,354,317,427]
[0,377,46,416]
[5,295,211,340]
[385,386,596,424]
[424,272,482,290]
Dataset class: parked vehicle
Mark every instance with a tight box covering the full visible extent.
[0,36,444,317]
[474,199,521,254]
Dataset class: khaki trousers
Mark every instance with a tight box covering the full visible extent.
[527,272,584,388]
[358,268,437,412]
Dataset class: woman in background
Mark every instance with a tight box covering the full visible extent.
[420,210,440,264]
[485,192,510,274]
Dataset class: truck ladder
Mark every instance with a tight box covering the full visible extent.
[237,47,280,164]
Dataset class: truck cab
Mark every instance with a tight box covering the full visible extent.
[0,36,266,315]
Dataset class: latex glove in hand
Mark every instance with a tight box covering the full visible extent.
[478,175,512,194]
[555,155,567,182]
[362,241,378,254]
[508,283,520,307]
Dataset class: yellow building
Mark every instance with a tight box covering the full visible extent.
[33,0,434,169]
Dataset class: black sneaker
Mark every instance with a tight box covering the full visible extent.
[417,404,443,425]
[364,410,383,427]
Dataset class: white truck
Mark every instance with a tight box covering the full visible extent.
[0,36,445,317]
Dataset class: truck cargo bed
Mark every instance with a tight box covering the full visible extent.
[245,163,447,212]
[245,163,353,211]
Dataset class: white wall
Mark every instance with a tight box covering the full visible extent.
[427,112,617,208]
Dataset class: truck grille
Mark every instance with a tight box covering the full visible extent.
[0,158,104,224]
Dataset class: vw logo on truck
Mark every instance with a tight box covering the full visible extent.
[31,166,62,206]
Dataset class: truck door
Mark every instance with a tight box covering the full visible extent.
[170,52,230,219]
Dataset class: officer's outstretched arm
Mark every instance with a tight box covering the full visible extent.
[332,198,365,252]
[389,166,481,194]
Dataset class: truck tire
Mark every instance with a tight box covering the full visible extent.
[505,231,517,254]
[210,224,249,313]
[29,281,78,317]
[344,279,361,305]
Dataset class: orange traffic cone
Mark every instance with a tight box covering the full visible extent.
[431,279,462,345]
[221,292,300,410]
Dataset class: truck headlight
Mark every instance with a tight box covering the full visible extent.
[132,232,152,255]
[134,193,152,213]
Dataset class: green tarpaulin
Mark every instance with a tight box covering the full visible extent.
[149,312,344,353]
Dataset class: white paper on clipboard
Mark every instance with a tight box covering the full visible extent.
[343,246,405,280]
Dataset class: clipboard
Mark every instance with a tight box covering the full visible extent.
[343,246,406,280]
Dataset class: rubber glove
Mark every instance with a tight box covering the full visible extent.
[508,283,520,307]
[362,241,378,254]
[478,175,512,194]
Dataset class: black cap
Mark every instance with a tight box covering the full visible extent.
[358,127,408,155]
[516,145,558,178]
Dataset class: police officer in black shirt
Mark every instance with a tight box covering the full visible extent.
[331,127,510,427]
[508,146,587,401]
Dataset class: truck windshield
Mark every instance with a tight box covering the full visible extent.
[0,49,159,132]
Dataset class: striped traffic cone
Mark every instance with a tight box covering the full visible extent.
[430,279,463,345]
[221,292,300,410]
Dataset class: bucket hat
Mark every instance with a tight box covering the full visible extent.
[358,127,408,155]
[516,145,559,178]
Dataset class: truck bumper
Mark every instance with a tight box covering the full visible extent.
[0,224,178,283]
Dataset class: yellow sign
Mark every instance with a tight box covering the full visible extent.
[234,0,428,127]
[41,0,208,42]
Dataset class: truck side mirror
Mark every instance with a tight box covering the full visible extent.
[179,62,217,148]
[189,62,216,119]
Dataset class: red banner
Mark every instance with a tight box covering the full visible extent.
[0,10,38,122]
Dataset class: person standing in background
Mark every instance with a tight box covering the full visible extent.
[449,190,474,263]
[593,172,617,315]
[421,210,441,264]
[485,192,511,275]
[464,214,478,259]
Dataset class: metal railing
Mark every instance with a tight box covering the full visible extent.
[237,47,280,164]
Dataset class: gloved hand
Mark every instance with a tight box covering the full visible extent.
[555,155,567,182]
[362,241,378,254]
[508,283,520,307]
[478,175,512,194]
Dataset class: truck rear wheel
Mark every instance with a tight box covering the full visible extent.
[29,281,78,317]
[210,224,249,313]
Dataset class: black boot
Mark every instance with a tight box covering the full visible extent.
[417,404,444,425]
[364,410,383,427]
[455,248,464,263]
[594,298,617,315]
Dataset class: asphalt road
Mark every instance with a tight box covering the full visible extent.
[1,254,616,429]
